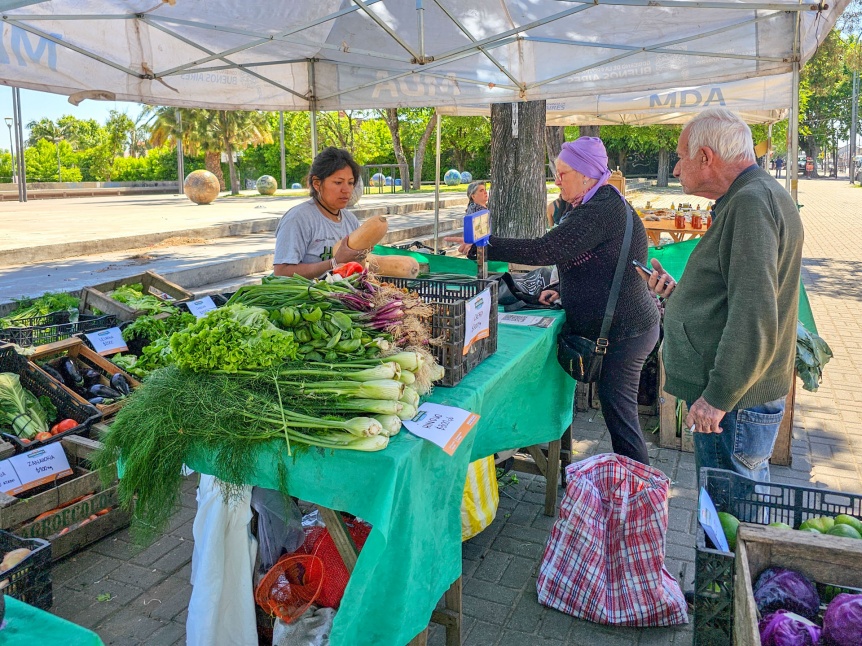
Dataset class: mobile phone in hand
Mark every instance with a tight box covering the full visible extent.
[632,259,655,275]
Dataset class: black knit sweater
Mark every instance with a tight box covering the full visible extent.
[487,185,660,342]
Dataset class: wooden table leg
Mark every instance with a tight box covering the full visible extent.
[407,629,428,645]
[559,423,573,486]
[430,576,463,646]
[544,439,561,517]
[316,505,358,573]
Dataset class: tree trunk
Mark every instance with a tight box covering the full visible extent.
[656,147,670,187]
[490,101,547,239]
[382,108,410,189]
[545,126,566,177]
[225,138,239,195]
[205,151,226,191]
[617,150,627,175]
[579,125,600,137]
[413,110,438,190]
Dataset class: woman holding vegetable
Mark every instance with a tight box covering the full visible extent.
[273,147,368,279]
[481,137,660,465]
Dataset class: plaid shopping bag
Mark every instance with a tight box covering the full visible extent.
[537,453,688,626]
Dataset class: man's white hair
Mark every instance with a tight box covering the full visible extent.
[685,108,756,164]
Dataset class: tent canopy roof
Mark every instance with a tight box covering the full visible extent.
[0,0,847,111]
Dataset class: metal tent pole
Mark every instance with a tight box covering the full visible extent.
[12,87,26,202]
[279,111,286,189]
[851,70,858,184]
[175,109,185,195]
[309,60,319,158]
[433,114,442,254]
[787,8,800,201]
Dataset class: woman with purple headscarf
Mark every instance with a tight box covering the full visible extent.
[483,137,660,465]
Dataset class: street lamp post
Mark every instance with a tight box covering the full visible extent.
[4,117,13,184]
[55,135,62,181]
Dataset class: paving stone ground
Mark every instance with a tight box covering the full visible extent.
[47,175,862,645]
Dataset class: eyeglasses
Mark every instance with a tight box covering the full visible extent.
[554,169,575,182]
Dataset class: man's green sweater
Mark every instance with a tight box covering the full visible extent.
[663,167,803,411]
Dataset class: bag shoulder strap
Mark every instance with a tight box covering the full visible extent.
[597,202,634,350]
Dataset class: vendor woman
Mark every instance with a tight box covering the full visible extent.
[273,147,367,278]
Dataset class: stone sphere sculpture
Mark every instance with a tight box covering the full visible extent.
[256,175,277,195]
[460,171,473,184]
[183,170,220,204]
[395,178,402,187]
[385,176,393,186]
[370,172,386,187]
[291,182,302,189]
[444,169,462,186]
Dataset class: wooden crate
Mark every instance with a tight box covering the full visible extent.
[29,337,140,419]
[657,351,794,466]
[734,523,862,646]
[0,435,130,561]
[80,270,192,321]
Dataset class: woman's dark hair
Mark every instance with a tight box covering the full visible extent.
[307,147,361,198]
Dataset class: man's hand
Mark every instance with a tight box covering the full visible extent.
[538,289,560,306]
[685,397,726,434]
[636,258,676,299]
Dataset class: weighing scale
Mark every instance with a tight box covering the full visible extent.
[463,208,491,279]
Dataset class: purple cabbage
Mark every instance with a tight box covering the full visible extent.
[753,568,821,621]
[822,593,862,646]
[759,610,821,646]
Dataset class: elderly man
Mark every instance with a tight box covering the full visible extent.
[639,108,803,483]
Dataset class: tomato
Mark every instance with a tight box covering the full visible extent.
[50,419,78,435]
[35,432,53,442]
[332,261,365,278]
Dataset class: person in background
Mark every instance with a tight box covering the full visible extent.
[465,181,489,214]
[273,147,367,278]
[638,108,803,483]
[546,193,574,228]
[480,137,660,465]
[775,157,784,179]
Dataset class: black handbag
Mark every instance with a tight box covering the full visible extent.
[497,267,557,311]
[556,204,634,383]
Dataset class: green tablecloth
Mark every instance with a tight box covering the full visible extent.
[186,309,573,646]
[0,596,104,645]
[648,238,817,334]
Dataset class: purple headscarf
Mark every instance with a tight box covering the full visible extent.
[557,137,621,205]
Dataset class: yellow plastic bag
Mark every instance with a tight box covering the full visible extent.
[461,456,500,541]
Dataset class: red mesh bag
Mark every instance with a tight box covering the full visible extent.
[300,517,372,609]
[255,554,325,623]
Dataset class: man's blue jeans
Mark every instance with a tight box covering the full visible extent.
[692,398,786,485]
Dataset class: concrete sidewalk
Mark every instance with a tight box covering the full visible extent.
[16,177,862,646]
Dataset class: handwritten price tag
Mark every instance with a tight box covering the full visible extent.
[186,296,217,318]
[463,288,492,355]
[402,402,480,456]
[0,442,73,496]
[85,327,128,356]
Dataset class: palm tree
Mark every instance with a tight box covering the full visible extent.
[147,107,272,194]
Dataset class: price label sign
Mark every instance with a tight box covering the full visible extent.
[186,296,217,318]
[402,402,480,456]
[84,327,128,356]
[0,442,73,496]
[463,288,492,355]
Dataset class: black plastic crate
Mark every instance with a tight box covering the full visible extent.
[694,468,862,645]
[0,530,52,609]
[0,311,117,348]
[0,347,101,451]
[383,277,498,387]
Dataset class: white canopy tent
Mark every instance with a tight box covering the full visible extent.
[439,73,792,125]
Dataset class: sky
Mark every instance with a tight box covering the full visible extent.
[0,86,145,143]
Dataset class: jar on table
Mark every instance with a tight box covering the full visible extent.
[691,213,703,230]
[706,214,713,229]
[674,213,686,229]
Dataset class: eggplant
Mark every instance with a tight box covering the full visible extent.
[40,363,65,384]
[61,357,83,385]
[110,373,131,396]
[88,396,105,405]
[88,384,122,399]
[82,369,102,388]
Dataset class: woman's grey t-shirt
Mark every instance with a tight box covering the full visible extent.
[273,200,361,265]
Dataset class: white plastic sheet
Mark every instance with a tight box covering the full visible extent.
[187,474,258,646]
[0,0,847,110]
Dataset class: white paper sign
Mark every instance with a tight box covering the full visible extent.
[402,402,480,455]
[499,313,555,328]
[85,327,128,356]
[698,487,730,552]
[186,296,217,318]
[463,288,492,355]
[0,442,74,496]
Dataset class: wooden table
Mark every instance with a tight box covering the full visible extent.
[642,218,708,246]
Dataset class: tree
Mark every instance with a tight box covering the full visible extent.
[379,109,411,188]
[599,125,681,185]
[411,109,438,190]
[489,101,547,239]
[545,126,566,177]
